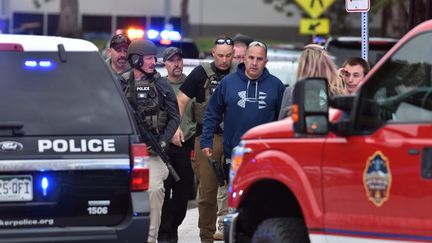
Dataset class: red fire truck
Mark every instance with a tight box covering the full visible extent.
[225,19,432,243]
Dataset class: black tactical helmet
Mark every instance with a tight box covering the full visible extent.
[127,39,157,59]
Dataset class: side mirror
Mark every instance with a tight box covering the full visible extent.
[292,78,329,135]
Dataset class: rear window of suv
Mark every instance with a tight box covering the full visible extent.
[326,39,397,67]
[0,51,133,136]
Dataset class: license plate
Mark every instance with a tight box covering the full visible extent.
[0,175,33,202]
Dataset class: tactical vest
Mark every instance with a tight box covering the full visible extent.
[123,71,168,134]
[193,62,237,124]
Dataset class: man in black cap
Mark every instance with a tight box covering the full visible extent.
[106,34,131,87]
[158,47,196,243]
[122,40,180,243]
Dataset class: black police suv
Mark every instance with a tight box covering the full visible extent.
[0,34,150,243]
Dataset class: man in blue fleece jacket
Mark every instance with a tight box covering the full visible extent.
[201,41,285,160]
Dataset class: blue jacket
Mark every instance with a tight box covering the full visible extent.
[201,63,285,159]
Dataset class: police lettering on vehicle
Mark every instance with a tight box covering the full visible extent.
[38,139,116,153]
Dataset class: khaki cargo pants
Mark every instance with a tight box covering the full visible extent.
[147,155,169,243]
[192,134,224,241]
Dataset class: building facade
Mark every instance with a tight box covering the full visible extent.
[0,0,380,43]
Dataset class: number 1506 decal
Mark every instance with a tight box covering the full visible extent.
[87,206,108,215]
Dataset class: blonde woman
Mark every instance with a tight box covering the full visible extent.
[278,44,348,119]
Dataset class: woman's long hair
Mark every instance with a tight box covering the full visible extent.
[296,44,348,96]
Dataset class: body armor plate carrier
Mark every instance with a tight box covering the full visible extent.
[124,72,168,134]
[193,62,236,124]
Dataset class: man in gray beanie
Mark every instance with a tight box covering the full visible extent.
[122,39,180,243]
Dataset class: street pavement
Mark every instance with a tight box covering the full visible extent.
[178,200,224,243]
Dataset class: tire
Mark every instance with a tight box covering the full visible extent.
[251,218,310,243]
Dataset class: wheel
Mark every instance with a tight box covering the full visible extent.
[251,218,310,243]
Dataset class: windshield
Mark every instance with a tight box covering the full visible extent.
[0,51,132,136]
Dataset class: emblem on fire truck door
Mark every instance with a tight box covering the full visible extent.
[363,151,392,207]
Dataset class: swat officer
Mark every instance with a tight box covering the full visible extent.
[122,39,180,243]
[177,36,236,243]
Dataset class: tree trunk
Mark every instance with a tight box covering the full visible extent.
[180,0,191,37]
[382,1,408,37]
[57,0,81,38]
[413,0,427,27]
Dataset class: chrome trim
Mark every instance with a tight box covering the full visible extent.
[0,158,130,171]
[229,212,239,243]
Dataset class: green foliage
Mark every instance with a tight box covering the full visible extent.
[195,36,216,53]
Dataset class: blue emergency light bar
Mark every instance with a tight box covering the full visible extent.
[147,29,159,40]
[24,59,55,70]
[41,176,49,196]
[147,29,181,41]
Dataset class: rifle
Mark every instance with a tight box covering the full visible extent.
[208,158,226,187]
[133,112,181,182]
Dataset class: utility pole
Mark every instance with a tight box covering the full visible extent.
[164,0,172,30]
[0,0,10,33]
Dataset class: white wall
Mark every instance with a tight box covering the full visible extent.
[188,0,301,27]
[9,0,181,16]
[5,0,381,36]
[9,0,301,25]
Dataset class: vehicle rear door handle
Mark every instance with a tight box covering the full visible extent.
[421,148,432,179]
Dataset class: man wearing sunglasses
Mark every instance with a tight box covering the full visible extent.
[106,34,131,90]
[122,39,180,243]
[177,36,236,243]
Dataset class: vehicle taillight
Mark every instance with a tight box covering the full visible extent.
[369,41,393,45]
[0,43,24,51]
[291,104,299,123]
[131,143,149,191]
